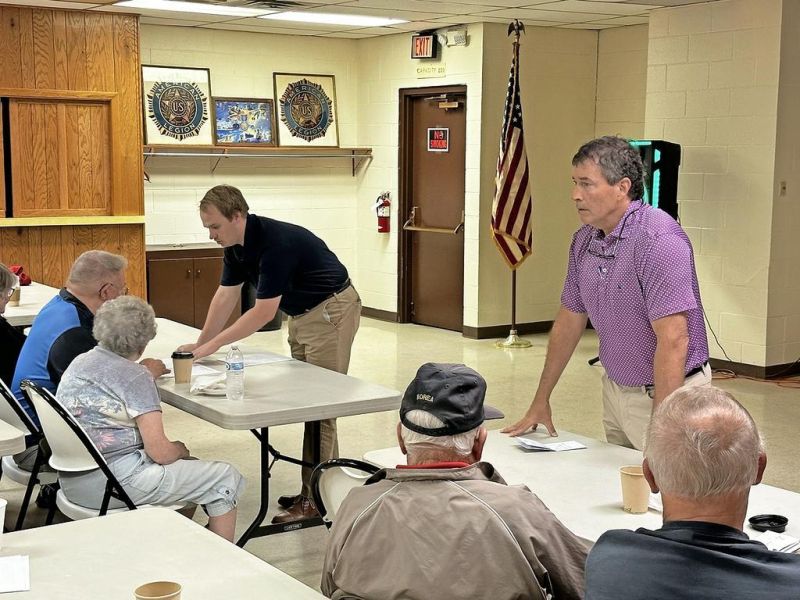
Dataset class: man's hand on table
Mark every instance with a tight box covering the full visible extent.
[501,400,558,437]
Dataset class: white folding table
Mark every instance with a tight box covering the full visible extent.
[149,318,401,546]
[3,283,59,328]
[364,429,800,542]
[0,507,326,599]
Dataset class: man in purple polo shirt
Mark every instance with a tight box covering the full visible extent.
[504,136,710,450]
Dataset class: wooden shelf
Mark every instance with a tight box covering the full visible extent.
[143,145,372,175]
[0,215,145,228]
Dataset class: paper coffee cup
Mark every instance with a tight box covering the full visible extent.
[171,351,193,385]
[620,465,650,513]
[0,498,6,549]
[8,287,20,307]
[134,581,181,600]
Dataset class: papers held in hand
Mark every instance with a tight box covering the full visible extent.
[515,437,587,452]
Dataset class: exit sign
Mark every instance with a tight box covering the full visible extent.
[411,34,437,59]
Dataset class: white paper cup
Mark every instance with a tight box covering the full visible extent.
[8,287,20,307]
[134,581,182,600]
[620,465,650,513]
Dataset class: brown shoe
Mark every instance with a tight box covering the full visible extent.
[271,496,318,524]
[277,493,301,509]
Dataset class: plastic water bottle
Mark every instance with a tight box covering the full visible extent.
[225,346,245,401]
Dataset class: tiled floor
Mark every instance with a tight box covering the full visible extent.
[2,317,798,592]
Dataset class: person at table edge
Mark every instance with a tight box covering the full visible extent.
[178,184,361,524]
[504,136,710,450]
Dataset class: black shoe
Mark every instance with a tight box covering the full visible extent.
[35,483,58,509]
[277,493,301,509]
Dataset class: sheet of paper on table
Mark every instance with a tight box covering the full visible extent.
[754,530,800,553]
[159,363,219,378]
[515,437,587,452]
[198,352,292,367]
[0,555,30,593]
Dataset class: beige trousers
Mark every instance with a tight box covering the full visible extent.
[287,285,361,497]
[601,363,712,450]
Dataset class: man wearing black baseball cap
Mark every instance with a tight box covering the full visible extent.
[321,363,589,600]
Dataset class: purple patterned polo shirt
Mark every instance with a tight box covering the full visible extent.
[561,201,709,387]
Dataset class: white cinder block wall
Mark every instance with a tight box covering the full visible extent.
[140,27,362,273]
[353,25,485,320]
[595,25,648,139]
[645,0,784,367]
[478,24,598,327]
[769,0,800,365]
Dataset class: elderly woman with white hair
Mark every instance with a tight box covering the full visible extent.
[56,296,244,541]
[0,262,25,388]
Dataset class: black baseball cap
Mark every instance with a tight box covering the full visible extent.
[400,363,504,436]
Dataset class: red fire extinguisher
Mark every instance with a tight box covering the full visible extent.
[375,192,391,233]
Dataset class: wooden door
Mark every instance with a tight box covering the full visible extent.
[400,87,466,332]
[193,257,239,329]
[147,258,194,327]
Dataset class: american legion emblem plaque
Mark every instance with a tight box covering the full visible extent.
[142,65,213,145]
[274,73,339,147]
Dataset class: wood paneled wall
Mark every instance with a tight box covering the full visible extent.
[0,7,146,297]
[0,224,145,297]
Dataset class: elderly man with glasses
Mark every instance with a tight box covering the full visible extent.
[12,250,167,431]
[505,136,710,450]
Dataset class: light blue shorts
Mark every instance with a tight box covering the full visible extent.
[60,449,245,518]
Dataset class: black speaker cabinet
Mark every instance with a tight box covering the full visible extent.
[630,140,681,220]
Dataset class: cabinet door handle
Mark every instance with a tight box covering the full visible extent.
[196,269,201,277]
[186,268,192,277]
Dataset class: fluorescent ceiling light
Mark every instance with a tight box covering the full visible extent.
[260,11,407,27]
[115,0,273,18]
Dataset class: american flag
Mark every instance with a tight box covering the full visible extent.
[491,32,533,269]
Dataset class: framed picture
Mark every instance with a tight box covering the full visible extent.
[141,65,213,145]
[212,98,275,146]
[273,73,339,147]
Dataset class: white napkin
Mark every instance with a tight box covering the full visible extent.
[190,373,227,396]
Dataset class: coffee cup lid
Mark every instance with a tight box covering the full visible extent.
[171,351,194,359]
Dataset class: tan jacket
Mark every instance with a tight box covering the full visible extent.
[321,462,590,600]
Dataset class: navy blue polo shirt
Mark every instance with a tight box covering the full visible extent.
[220,214,349,317]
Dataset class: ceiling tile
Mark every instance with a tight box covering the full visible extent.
[584,14,649,24]
[477,7,610,22]
[532,0,656,14]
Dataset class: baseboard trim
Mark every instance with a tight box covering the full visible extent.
[710,358,800,379]
[462,321,554,340]
[362,307,398,322]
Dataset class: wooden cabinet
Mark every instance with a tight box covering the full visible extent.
[146,245,240,329]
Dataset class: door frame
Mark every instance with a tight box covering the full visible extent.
[397,84,467,324]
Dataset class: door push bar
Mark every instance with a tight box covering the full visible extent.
[402,206,465,235]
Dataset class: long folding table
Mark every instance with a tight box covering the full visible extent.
[149,318,401,546]
[364,429,800,542]
[0,507,326,598]
[3,283,59,328]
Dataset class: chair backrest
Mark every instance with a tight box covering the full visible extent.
[311,458,379,527]
[0,378,37,437]
[22,380,109,473]
[22,380,137,513]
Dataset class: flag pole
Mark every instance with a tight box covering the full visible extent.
[496,20,532,349]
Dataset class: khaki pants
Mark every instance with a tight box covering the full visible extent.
[287,285,361,497]
[602,363,712,450]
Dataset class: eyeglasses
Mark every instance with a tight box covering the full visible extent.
[99,282,129,297]
[587,203,642,260]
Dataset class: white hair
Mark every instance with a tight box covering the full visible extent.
[67,250,127,288]
[645,385,764,499]
[93,296,157,358]
[401,410,480,457]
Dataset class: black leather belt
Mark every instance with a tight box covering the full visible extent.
[331,279,351,297]
[686,362,709,378]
